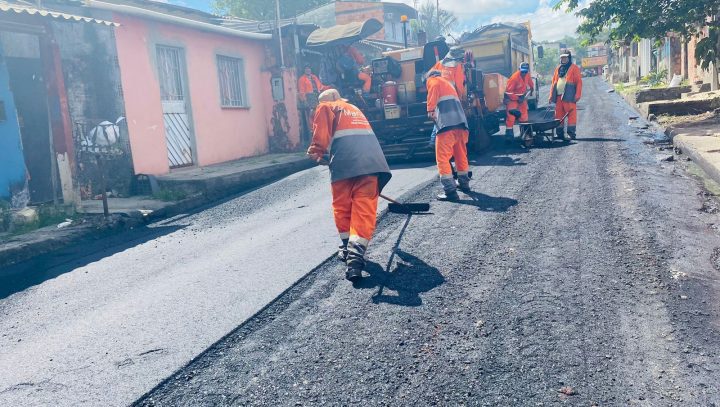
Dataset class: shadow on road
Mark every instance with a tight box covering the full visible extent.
[457,191,518,212]
[361,250,444,307]
[0,224,186,300]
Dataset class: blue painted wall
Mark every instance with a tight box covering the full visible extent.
[0,43,27,200]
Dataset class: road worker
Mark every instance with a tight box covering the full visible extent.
[425,70,470,201]
[298,65,329,102]
[432,46,466,100]
[549,50,583,139]
[358,65,372,94]
[504,62,534,141]
[307,89,392,282]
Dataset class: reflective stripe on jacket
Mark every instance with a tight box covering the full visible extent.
[432,60,466,99]
[550,64,583,102]
[505,70,534,101]
[426,75,468,134]
[309,100,392,191]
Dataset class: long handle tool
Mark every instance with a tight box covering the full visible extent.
[380,194,430,214]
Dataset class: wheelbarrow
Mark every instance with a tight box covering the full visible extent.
[518,105,570,148]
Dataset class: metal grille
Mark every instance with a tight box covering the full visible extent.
[157,46,185,101]
[217,55,247,107]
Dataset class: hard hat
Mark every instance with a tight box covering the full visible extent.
[519,62,530,72]
[318,88,344,103]
[448,46,465,60]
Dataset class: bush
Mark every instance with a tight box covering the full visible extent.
[640,69,668,87]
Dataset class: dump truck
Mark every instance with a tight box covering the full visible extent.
[459,22,540,110]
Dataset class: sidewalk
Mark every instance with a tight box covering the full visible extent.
[617,83,720,187]
[0,153,314,269]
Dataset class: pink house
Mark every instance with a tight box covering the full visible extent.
[90,0,300,175]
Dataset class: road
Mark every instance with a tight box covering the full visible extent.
[4,78,720,406]
[0,160,438,405]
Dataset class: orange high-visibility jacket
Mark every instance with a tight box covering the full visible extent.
[426,75,468,134]
[550,64,583,102]
[505,70,534,101]
[298,74,327,99]
[432,60,466,99]
[309,100,391,190]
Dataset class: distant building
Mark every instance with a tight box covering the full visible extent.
[297,1,418,46]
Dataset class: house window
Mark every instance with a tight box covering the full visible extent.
[217,55,248,108]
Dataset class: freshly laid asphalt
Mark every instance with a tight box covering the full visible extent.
[3,78,720,406]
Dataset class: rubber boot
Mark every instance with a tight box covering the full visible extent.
[555,127,565,140]
[345,241,366,282]
[567,126,577,140]
[338,238,349,262]
[457,172,471,193]
[505,128,514,143]
[437,177,460,201]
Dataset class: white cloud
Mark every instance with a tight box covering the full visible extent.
[489,0,584,41]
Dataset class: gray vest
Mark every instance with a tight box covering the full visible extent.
[434,95,468,134]
[329,128,392,191]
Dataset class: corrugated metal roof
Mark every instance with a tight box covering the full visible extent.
[0,2,119,26]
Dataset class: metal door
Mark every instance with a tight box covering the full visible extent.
[156,46,194,168]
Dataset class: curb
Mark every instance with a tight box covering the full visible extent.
[0,158,316,269]
[673,136,720,187]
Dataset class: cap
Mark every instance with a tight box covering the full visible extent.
[519,62,530,72]
[318,88,345,103]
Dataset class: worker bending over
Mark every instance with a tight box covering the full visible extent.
[425,70,470,201]
[549,50,583,139]
[307,89,392,282]
[504,62,534,141]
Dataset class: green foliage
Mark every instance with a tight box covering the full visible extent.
[695,27,719,71]
[415,1,458,41]
[211,0,330,19]
[555,0,720,68]
[640,69,668,87]
[535,45,560,77]
[153,189,188,202]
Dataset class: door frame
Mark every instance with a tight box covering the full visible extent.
[153,42,198,169]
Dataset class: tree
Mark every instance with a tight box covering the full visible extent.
[555,0,720,82]
[535,45,560,79]
[211,0,329,20]
[415,1,458,41]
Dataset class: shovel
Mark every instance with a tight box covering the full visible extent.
[380,194,431,214]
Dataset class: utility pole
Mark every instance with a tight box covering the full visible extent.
[436,0,440,35]
[276,0,285,68]
[713,16,719,91]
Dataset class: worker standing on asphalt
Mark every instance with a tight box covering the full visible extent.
[425,70,470,201]
[432,46,466,100]
[307,89,392,282]
[504,62,534,142]
[549,50,583,140]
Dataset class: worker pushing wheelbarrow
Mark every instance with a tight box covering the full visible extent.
[516,105,571,148]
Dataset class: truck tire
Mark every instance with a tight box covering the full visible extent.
[470,125,490,154]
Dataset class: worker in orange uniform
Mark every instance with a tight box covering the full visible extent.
[425,70,470,201]
[549,50,583,139]
[358,65,372,94]
[504,62,534,141]
[307,89,392,282]
[298,65,328,102]
[432,46,466,100]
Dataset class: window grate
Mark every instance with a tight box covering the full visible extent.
[217,55,248,108]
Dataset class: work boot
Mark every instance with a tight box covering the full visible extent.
[345,241,367,281]
[555,127,565,140]
[337,238,349,262]
[567,126,577,140]
[437,177,460,201]
[457,173,471,193]
[505,128,514,143]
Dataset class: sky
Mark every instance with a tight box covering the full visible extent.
[160,0,582,42]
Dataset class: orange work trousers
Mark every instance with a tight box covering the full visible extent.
[554,96,577,127]
[436,128,469,177]
[331,175,379,247]
[505,100,529,127]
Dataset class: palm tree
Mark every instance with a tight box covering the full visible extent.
[415,1,458,41]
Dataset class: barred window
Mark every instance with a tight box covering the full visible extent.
[217,55,248,108]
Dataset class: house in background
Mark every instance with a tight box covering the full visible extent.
[92,0,301,176]
[297,0,418,47]
[0,0,127,208]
